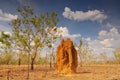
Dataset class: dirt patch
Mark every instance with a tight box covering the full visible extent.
[0,64,120,80]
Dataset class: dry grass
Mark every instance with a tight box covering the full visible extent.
[0,64,120,80]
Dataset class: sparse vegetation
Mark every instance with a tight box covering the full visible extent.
[113,47,120,63]
[0,5,120,80]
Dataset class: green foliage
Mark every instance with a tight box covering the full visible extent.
[113,47,120,63]
[79,39,83,48]
[12,6,59,51]
[0,5,60,66]
[0,32,11,48]
[18,53,29,64]
[11,5,60,69]
[0,51,14,65]
[37,57,48,64]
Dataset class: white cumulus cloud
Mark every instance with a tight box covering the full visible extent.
[0,31,12,36]
[85,27,120,58]
[106,23,114,28]
[100,39,113,47]
[57,27,81,38]
[98,27,119,40]
[0,9,18,21]
[0,24,12,32]
[63,7,107,23]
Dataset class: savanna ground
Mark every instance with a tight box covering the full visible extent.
[0,64,120,80]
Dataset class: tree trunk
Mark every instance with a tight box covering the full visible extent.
[51,48,55,68]
[31,58,34,70]
[53,56,55,67]
[18,57,21,66]
[30,50,37,70]
[50,62,52,68]
[49,55,52,68]
[79,54,82,67]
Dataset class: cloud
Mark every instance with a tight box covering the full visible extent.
[63,7,107,23]
[4,32,12,36]
[100,39,113,47]
[106,23,114,28]
[0,24,12,36]
[0,42,3,47]
[98,27,120,48]
[0,9,18,21]
[0,31,12,36]
[0,24,12,32]
[57,27,81,38]
[85,37,91,42]
[85,27,120,58]
[98,27,119,40]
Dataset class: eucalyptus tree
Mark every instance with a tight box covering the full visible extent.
[0,32,11,49]
[77,39,94,66]
[77,39,84,67]
[82,44,95,64]
[11,6,59,70]
[0,32,12,64]
[113,47,120,63]
[45,27,61,68]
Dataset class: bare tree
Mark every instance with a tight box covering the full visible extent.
[77,39,95,66]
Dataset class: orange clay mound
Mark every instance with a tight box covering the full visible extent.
[56,38,78,74]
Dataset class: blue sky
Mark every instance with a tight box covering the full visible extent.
[0,0,120,57]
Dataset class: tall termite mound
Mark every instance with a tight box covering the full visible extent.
[56,38,78,74]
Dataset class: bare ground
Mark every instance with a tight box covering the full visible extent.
[0,64,120,80]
